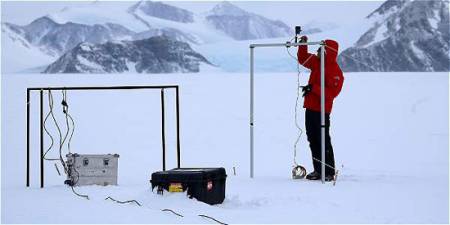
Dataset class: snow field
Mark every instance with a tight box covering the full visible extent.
[1,72,449,223]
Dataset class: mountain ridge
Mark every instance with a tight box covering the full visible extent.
[205,1,292,40]
[44,36,211,73]
[338,0,449,72]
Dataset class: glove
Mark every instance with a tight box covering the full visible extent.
[302,84,312,97]
[299,35,308,43]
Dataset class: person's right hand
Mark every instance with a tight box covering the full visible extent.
[300,36,308,43]
[302,84,312,97]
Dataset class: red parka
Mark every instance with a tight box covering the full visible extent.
[297,39,344,113]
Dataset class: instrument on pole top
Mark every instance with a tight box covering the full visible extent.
[295,26,302,43]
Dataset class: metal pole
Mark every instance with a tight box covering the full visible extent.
[161,89,166,171]
[250,46,255,178]
[250,42,323,48]
[27,85,179,91]
[40,90,44,188]
[320,42,326,183]
[26,89,30,187]
[175,87,181,168]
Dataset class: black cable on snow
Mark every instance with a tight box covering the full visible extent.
[161,209,184,217]
[70,186,89,200]
[105,196,142,206]
[198,214,228,225]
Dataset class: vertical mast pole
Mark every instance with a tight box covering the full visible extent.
[250,46,255,178]
[161,89,166,171]
[26,89,30,187]
[175,87,181,168]
[320,42,326,184]
[40,89,44,188]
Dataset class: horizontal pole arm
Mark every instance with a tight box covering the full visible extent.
[27,85,179,91]
[250,41,323,48]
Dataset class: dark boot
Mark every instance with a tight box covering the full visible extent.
[306,171,321,180]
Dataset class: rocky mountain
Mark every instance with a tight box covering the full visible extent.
[134,27,200,44]
[2,15,201,58]
[129,1,194,23]
[3,16,135,57]
[2,1,311,73]
[44,36,211,73]
[338,0,449,72]
[205,1,291,40]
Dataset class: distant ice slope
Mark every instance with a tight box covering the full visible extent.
[192,25,368,73]
[339,0,450,72]
[49,1,149,32]
[129,1,195,23]
[1,24,56,73]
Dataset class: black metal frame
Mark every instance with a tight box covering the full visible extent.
[26,85,181,188]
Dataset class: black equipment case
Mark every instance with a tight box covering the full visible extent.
[150,168,227,205]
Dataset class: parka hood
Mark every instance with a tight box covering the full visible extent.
[324,39,339,61]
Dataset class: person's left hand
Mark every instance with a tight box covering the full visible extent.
[302,84,312,97]
[300,36,308,43]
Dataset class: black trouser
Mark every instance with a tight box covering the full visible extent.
[305,109,335,176]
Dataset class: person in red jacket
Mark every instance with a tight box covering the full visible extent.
[297,36,344,181]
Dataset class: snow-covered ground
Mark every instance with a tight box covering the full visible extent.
[1,72,449,223]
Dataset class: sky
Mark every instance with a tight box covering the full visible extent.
[1,1,383,27]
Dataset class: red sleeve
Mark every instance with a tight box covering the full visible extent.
[297,45,319,69]
[311,70,344,100]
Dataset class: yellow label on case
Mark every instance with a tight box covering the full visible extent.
[169,183,183,192]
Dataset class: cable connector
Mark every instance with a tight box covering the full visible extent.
[61,100,68,114]
[286,41,291,48]
[64,179,74,186]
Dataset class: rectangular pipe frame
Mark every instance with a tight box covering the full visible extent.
[26,85,181,188]
[249,41,327,183]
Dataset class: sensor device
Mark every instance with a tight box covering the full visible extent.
[65,153,119,186]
